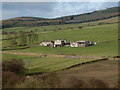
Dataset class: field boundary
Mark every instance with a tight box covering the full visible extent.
[25,58,108,76]
[60,58,108,71]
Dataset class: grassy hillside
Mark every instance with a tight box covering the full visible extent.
[2,16,119,33]
[3,53,95,73]
[2,6,119,28]
[8,41,118,57]
[3,23,118,57]
[56,7,119,22]
[2,18,118,74]
[35,23,118,42]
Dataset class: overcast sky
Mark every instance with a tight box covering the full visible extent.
[2,2,118,20]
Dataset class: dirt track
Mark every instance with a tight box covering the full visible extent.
[2,51,105,59]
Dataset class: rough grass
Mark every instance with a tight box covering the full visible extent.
[56,60,118,88]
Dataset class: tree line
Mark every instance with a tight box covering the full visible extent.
[5,31,39,47]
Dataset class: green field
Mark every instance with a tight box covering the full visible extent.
[3,17,119,32]
[36,23,118,42]
[4,23,118,57]
[3,53,95,73]
[2,18,118,48]
[2,17,119,38]
[8,41,117,57]
[2,21,118,74]
[3,23,118,42]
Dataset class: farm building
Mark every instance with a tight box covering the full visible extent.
[40,40,54,46]
[54,39,67,47]
[70,40,91,47]
[40,39,95,47]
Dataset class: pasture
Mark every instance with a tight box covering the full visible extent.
[2,16,119,33]
[4,23,118,57]
[8,41,118,57]
[2,19,119,74]
[2,18,118,48]
[2,53,96,74]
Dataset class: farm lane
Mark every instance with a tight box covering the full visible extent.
[2,51,104,59]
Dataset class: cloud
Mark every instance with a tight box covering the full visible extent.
[2,2,118,20]
[2,2,59,19]
[46,2,118,18]
[2,0,119,2]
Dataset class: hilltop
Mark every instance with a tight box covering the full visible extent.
[2,6,119,28]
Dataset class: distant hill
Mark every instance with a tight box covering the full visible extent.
[2,6,120,29]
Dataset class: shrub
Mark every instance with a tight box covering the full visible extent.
[2,59,25,88]
[78,26,82,29]
[2,59,25,75]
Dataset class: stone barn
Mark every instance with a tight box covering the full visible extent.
[40,40,54,46]
[70,40,90,47]
[54,39,67,47]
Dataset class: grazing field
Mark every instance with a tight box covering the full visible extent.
[4,23,118,57]
[35,23,118,42]
[3,53,96,74]
[2,19,118,48]
[2,23,118,43]
[2,7,119,88]
[9,41,118,57]
[2,16,119,33]
[2,21,118,74]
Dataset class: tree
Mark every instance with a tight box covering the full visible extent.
[33,33,39,42]
[2,59,25,75]
[7,32,18,47]
[28,31,39,44]
[28,34,33,44]
[19,31,28,46]
[2,31,8,35]
[11,33,18,46]
[78,26,82,29]
[2,59,25,88]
